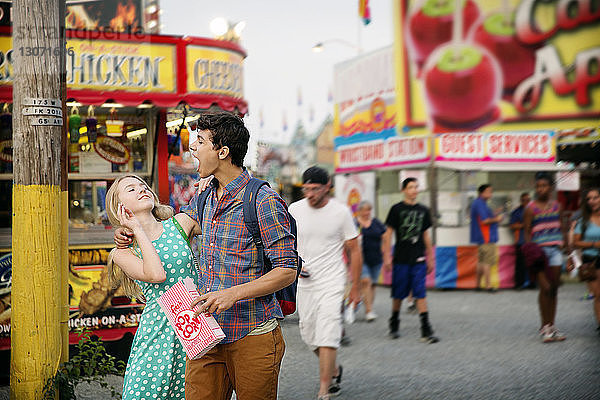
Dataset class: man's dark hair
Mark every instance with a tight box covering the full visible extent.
[402,177,418,190]
[534,171,553,185]
[196,112,249,168]
[520,192,529,199]
[478,184,491,194]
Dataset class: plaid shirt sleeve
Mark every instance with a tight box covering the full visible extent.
[256,188,297,271]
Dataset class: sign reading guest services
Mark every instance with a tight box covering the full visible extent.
[435,131,554,162]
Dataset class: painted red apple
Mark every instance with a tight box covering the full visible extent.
[423,43,502,132]
[406,0,481,73]
[470,12,540,98]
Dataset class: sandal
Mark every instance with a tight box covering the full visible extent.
[327,365,343,396]
[333,365,343,384]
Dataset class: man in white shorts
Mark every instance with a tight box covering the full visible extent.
[289,166,362,400]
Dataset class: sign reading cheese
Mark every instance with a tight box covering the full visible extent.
[186,45,244,98]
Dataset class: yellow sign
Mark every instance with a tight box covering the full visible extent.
[394,0,600,135]
[0,36,177,93]
[186,45,244,98]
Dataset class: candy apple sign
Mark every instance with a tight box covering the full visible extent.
[470,12,540,99]
[423,43,502,132]
[406,0,480,74]
[402,0,600,132]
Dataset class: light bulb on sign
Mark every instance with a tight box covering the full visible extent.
[233,21,246,37]
[210,17,228,37]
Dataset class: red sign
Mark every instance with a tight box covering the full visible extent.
[94,136,130,164]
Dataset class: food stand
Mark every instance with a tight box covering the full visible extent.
[332,0,599,289]
[0,26,247,361]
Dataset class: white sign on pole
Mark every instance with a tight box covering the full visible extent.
[556,171,580,191]
[22,107,63,117]
[23,98,62,107]
[29,116,63,126]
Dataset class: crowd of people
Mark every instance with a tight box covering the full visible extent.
[471,175,600,344]
[106,112,598,400]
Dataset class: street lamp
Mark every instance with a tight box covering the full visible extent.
[312,39,362,54]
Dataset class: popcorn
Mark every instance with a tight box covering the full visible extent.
[158,278,225,359]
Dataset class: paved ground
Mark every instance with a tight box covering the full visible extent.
[2,282,599,399]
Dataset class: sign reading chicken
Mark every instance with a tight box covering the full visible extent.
[396,0,600,134]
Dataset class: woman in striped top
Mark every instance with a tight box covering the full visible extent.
[524,172,568,343]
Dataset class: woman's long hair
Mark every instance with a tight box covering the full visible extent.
[581,187,600,224]
[105,175,174,299]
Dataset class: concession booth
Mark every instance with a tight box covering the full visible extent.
[331,0,599,290]
[0,25,247,365]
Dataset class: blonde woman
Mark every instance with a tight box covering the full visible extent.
[106,175,200,400]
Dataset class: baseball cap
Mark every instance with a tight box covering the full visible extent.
[302,166,329,185]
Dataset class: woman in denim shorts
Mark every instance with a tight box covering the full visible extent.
[355,201,386,322]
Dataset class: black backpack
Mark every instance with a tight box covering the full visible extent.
[196,177,302,316]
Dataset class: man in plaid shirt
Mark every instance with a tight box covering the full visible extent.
[183,113,297,399]
[115,112,297,400]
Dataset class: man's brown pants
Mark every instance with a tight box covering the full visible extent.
[185,326,285,400]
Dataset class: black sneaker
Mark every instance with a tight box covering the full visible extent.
[421,335,440,344]
[420,322,439,344]
[389,316,400,339]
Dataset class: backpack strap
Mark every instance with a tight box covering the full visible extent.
[196,182,214,230]
[242,178,270,270]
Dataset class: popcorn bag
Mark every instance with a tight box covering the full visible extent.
[158,278,225,359]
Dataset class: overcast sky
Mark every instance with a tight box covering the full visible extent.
[161,0,394,144]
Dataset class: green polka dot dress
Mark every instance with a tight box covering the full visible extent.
[122,218,198,400]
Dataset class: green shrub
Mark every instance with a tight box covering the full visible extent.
[43,329,126,400]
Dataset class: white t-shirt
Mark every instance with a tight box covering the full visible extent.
[289,198,359,290]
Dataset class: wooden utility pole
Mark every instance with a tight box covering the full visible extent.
[59,0,70,366]
[11,0,67,398]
